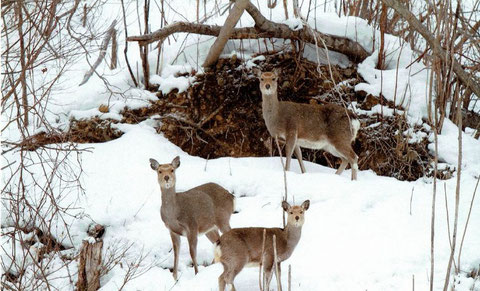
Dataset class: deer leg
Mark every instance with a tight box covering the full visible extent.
[284,131,297,172]
[187,231,199,274]
[332,142,358,181]
[343,147,358,181]
[263,265,274,291]
[205,229,220,243]
[219,258,245,291]
[335,158,348,175]
[294,145,306,173]
[169,231,181,280]
[351,154,359,180]
[218,271,227,291]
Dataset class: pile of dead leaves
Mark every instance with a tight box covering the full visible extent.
[23,52,462,181]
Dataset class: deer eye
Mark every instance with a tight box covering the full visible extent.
[290,212,293,214]
[260,78,264,81]
[300,211,303,214]
[272,78,276,81]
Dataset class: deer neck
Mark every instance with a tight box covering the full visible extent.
[283,223,302,249]
[261,92,280,127]
[160,186,177,211]
[262,92,279,114]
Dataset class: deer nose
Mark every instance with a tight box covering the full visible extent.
[164,176,170,181]
[295,216,299,221]
[266,84,270,89]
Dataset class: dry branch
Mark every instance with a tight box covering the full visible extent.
[79,20,117,86]
[127,2,369,63]
[380,0,480,102]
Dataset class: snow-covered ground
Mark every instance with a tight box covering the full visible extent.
[3,121,479,290]
[2,0,480,290]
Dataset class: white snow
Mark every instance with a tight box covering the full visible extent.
[3,123,480,290]
[430,118,480,175]
[283,18,304,31]
[2,1,480,291]
[150,74,195,94]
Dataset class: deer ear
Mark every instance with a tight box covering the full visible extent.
[273,68,281,76]
[171,156,181,169]
[149,158,159,171]
[301,200,310,211]
[252,67,261,78]
[282,200,291,212]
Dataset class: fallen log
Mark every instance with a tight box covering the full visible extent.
[127,2,369,64]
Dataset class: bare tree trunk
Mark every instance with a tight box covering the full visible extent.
[16,2,29,126]
[202,0,249,67]
[292,0,299,18]
[76,240,103,291]
[376,3,387,70]
[282,0,289,19]
[77,225,105,291]
[142,0,151,89]
[110,29,118,70]
[359,0,369,20]
[82,4,87,27]
[120,0,138,87]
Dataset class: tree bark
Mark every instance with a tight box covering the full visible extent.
[110,29,117,70]
[203,0,249,67]
[76,240,103,291]
[16,2,29,126]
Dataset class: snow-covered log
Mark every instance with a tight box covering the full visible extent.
[127,1,369,65]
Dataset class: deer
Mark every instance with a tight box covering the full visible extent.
[149,156,235,280]
[254,68,360,180]
[214,200,310,291]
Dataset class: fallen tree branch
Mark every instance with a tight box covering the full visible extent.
[127,3,369,63]
[203,0,249,67]
[380,0,480,102]
[128,22,273,44]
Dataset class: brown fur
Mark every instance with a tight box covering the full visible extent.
[215,200,310,291]
[255,69,360,180]
[149,156,235,280]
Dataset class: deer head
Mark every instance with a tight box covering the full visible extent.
[254,68,281,95]
[282,200,310,227]
[149,156,180,189]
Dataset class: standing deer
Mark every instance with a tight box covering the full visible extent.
[215,200,310,291]
[255,68,360,180]
[149,156,235,280]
